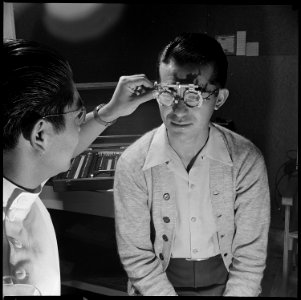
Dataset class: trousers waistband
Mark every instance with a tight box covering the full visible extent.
[166,254,228,288]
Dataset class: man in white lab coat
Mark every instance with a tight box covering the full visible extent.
[3,38,155,296]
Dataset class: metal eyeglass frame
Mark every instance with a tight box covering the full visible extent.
[154,81,219,108]
[41,106,87,125]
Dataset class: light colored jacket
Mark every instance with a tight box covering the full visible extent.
[114,123,270,296]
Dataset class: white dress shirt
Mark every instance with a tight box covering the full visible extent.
[3,177,60,296]
[144,123,233,260]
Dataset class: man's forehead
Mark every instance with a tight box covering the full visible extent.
[159,60,214,86]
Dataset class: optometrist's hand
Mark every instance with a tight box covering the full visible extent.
[97,74,156,122]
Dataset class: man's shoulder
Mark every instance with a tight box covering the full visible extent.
[118,127,158,165]
[213,123,263,159]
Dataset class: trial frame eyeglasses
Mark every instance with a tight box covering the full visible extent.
[41,106,87,126]
[154,81,219,108]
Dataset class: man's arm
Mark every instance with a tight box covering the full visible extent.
[73,74,154,156]
[224,150,270,296]
[113,156,177,296]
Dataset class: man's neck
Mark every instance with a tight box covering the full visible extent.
[167,127,210,167]
[3,151,45,191]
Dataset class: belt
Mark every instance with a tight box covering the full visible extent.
[185,258,207,261]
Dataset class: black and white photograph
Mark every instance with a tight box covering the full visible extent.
[3,3,298,298]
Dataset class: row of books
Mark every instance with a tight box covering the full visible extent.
[58,150,122,180]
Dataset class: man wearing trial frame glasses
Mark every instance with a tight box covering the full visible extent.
[114,33,270,297]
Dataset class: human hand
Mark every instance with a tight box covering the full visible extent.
[99,74,156,122]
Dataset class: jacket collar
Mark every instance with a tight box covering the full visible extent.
[206,123,233,166]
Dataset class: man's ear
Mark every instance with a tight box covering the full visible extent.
[29,119,54,153]
[214,89,229,110]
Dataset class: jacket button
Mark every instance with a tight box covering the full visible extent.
[163,216,170,223]
[159,253,164,260]
[217,214,222,218]
[162,234,168,241]
[15,268,27,280]
[213,190,219,195]
[220,234,225,238]
[224,253,228,257]
[163,193,170,200]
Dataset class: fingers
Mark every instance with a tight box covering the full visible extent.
[134,89,157,105]
[113,74,156,106]
[119,74,154,89]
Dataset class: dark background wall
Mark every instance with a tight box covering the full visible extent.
[13,4,298,228]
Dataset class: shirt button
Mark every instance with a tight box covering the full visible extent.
[220,234,225,238]
[224,253,228,257]
[15,268,27,280]
[163,216,170,223]
[191,217,196,222]
[213,190,219,195]
[163,193,170,200]
[162,234,168,242]
[192,249,198,254]
[217,214,222,218]
[159,253,164,260]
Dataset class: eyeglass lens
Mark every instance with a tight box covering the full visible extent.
[157,90,201,107]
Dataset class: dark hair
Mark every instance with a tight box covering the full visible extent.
[3,39,74,151]
[157,32,228,88]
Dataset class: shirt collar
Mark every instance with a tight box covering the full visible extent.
[3,177,47,209]
[142,123,233,171]
[143,124,170,171]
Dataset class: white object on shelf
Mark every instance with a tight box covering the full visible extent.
[246,42,259,56]
[236,31,246,56]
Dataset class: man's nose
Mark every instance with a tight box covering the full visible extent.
[172,98,188,117]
